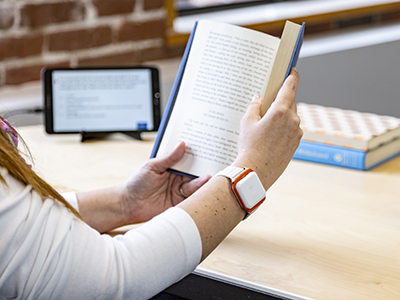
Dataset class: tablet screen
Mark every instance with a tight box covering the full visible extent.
[47,68,158,133]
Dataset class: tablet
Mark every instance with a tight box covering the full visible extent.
[42,66,161,134]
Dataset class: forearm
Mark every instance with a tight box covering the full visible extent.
[76,185,129,233]
[178,175,245,261]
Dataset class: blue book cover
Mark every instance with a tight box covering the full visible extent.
[293,140,400,170]
[286,22,305,78]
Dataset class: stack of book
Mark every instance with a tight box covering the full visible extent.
[293,103,400,170]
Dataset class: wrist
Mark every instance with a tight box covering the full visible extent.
[115,183,137,226]
[215,166,266,219]
[76,185,130,233]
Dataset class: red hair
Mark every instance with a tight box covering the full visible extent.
[0,117,81,219]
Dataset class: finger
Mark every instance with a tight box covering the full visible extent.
[179,174,211,198]
[243,94,263,122]
[275,68,299,108]
[148,141,186,173]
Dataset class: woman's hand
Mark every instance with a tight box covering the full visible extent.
[120,141,211,224]
[76,142,210,233]
[233,68,303,191]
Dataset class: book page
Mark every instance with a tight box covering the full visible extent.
[157,20,280,176]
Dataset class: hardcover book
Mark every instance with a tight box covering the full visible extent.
[293,139,400,170]
[151,20,305,177]
[293,103,400,170]
[297,103,400,151]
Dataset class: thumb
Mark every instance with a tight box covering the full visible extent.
[150,141,186,173]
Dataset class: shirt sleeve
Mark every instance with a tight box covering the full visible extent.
[61,191,79,212]
[0,168,202,300]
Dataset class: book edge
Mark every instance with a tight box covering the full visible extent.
[261,21,304,115]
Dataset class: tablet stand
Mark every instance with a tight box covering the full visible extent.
[80,131,142,142]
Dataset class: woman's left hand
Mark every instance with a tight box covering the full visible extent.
[119,141,211,224]
[76,141,210,232]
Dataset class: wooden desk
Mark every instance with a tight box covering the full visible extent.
[19,125,400,300]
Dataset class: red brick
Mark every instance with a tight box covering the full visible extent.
[78,51,139,67]
[93,0,136,16]
[77,44,184,67]
[1,44,184,87]
[144,0,165,10]
[0,35,43,60]
[20,1,85,28]
[5,61,69,85]
[7,65,44,85]
[117,19,166,42]
[138,45,184,62]
[48,26,112,51]
[0,7,14,29]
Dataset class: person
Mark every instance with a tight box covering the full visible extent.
[0,68,302,300]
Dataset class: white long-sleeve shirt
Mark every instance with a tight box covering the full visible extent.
[0,168,202,300]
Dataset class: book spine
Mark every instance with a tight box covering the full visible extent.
[293,141,367,170]
[286,22,305,78]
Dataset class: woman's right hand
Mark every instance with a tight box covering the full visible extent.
[233,68,303,191]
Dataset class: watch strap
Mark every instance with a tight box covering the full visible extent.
[216,166,246,180]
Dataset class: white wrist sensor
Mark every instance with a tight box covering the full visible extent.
[216,166,266,219]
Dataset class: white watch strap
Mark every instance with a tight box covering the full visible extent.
[215,166,245,180]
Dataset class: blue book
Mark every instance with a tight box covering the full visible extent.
[293,140,400,170]
[151,20,305,178]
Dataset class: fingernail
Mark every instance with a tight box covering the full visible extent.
[253,93,261,101]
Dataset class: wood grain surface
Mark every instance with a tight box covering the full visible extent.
[19,125,400,300]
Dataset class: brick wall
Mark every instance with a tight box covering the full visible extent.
[2,1,400,90]
[0,0,183,88]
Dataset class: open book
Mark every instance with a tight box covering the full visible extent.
[151,20,305,178]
